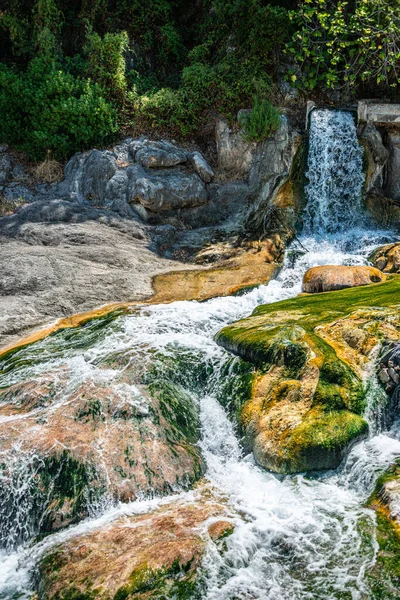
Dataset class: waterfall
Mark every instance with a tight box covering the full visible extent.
[304,109,365,235]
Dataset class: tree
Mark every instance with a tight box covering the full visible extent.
[288,0,400,93]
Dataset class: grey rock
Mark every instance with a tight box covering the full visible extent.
[360,124,389,192]
[0,153,13,185]
[385,132,400,201]
[215,117,254,178]
[189,151,214,183]
[0,199,192,349]
[135,142,187,169]
[3,184,35,203]
[379,368,390,384]
[12,164,26,180]
[81,150,117,206]
[104,170,135,218]
[132,171,207,212]
[112,139,133,164]
[246,116,301,232]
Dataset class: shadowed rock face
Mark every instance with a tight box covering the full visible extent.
[302,265,386,293]
[37,485,233,600]
[216,277,400,474]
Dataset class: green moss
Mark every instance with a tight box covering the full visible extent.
[366,462,400,598]
[149,379,200,444]
[253,275,400,320]
[74,399,104,423]
[38,451,101,534]
[113,559,201,600]
[216,324,308,374]
[217,357,254,424]
[0,309,126,381]
[275,408,368,473]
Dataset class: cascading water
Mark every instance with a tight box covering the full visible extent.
[0,109,399,599]
[304,109,365,234]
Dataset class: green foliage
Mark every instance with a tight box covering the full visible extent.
[84,30,129,100]
[288,0,400,93]
[239,98,281,143]
[0,58,118,160]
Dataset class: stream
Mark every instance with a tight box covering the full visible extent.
[1,110,400,599]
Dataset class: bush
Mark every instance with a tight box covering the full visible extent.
[239,98,281,143]
[84,31,129,100]
[0,58,118,160]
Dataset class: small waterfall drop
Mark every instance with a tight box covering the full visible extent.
[304,109,365,234]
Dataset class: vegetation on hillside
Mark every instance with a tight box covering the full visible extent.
[0,0,399,160]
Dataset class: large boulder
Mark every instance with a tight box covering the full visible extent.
[37,486,232,600]
[131,170,208,213]
[302,265,385,293]
[245,116,304,235]
[135,141,187,169]
[0,348,204,543]
[385,132,400,201]
[81,150,117,206]
[216,276,400,473]
[370,242,400,274]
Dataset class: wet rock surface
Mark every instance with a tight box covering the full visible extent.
[216,276,400,473]
[37,485,233,600]
[0,324,205,542]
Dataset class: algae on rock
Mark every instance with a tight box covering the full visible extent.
[216,276,400,474]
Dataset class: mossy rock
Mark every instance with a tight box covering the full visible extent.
[255,407,368,473]
[366,462,400,598]
[216,276,400,474]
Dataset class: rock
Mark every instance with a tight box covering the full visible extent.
[246,117,303,235]
[12,163,26,180]
[135,141,187,169]
[81,150,117,206]
[162,181,248,229]
[3,183,35,203]
[216,276,400,473]
[0,199,195,348]
[132,171,207,212]
[215,116,254,178]
[190,151,214,183]
[103,169,135,218]
[37,486,231,600]
[0,153,13,185]
[370,242,400,274]
[302,265,385,293]
[0,368,204,540]
[360,124,389,193]
[385,132,400,201]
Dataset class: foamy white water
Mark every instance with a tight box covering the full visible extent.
[0,110,399,599]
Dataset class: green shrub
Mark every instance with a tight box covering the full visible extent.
[84,30,129,100]
[0,58,118,160]
[239,98,281,143]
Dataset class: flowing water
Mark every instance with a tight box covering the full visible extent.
[1,109,400,599]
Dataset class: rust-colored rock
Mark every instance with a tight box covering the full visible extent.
[38,486,232,600]
[302,265,385,294]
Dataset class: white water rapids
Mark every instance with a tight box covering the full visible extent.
[1,110,400,599]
